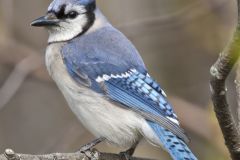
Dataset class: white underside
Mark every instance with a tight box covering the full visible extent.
[45,43,161,149]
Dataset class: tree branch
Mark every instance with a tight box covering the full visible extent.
[0,149,152,160]
[237,63,240,125]
[210,0,240,159]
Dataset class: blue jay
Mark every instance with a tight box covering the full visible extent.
[31,0,197,159]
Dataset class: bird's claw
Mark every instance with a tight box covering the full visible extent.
[79,137,105,152]
[80,148,100,160]
[119,151,132,160]
[78,138,105,160]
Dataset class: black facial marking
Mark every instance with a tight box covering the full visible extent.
[85,1,96,13]
[57,4,67,19]
[48,4,79,20]
[77,1,96,37]
[48,4,67,19]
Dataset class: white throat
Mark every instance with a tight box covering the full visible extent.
[48,9,109,43]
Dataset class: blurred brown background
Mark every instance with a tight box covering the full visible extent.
[0,0,238,159]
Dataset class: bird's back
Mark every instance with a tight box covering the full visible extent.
[62,25,147,78]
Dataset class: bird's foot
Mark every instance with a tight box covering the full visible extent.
[119,152,131,160]
[79,137,105,152]
[78,137,105,160]
[119,147,135,160]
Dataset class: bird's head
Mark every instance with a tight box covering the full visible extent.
[31,0,96,43]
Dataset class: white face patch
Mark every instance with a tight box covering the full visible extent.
[47,4,88,43]
[48,14,87,43]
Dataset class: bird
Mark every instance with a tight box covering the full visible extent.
[31,0,198,160]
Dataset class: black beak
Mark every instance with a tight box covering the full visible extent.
[31,13,60,27]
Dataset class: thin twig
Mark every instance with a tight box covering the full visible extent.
[0,40,43,111]
[117,0,229,36]
[210,0,240,159]
[117,1,203,29]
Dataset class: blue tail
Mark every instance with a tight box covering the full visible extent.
[148,121,197,160]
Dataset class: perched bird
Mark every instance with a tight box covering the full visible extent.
[31,0,197,160]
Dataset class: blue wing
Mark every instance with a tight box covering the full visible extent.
[104,69,175,118]
[63,54,188,142]
[60,26,189,143]
[99,69,189,143]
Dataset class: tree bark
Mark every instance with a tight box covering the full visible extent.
[210,0,240,159]
[237,63,240,125]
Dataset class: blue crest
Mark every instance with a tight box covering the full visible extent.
[48,0,95,12]
[77,0,95,5]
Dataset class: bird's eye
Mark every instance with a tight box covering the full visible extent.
[67,11,78,19]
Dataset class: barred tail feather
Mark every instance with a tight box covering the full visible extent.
[147,121,198,160]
